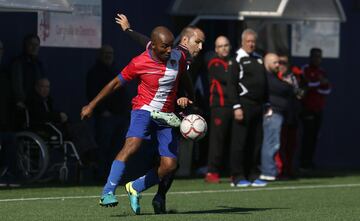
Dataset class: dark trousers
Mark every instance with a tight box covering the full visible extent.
[300,111,323,169]
[0,132,17,175]
[230,104,264,181]
[207,107,233,173]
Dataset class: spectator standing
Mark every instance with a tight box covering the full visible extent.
[300,48,332,170]
[231,29,269,187]
[259,53,293,181]
[0,40,11,130]
[205,36,239,183]
[276,53,304,178]
[11,34,45,109]
[0,40,20,187]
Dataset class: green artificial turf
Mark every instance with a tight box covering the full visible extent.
[1,174,360,221]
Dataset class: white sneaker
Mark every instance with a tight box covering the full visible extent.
[251,179,267,187]
[259,174,276,181]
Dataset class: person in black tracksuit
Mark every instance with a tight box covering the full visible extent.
[231,29,269,187]
[205,36,239,183]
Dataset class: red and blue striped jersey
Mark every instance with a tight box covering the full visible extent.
[118,47,186,112]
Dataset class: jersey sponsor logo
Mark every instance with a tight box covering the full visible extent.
[155,91,170,99]
[243,60,251,64]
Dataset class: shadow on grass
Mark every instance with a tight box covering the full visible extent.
[174,206,288,214]
[110,206,288,217]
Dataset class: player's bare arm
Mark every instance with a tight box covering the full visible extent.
[81,76,122,120]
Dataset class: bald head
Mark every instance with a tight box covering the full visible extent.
[180,26,197,40]
[150,26,174,62]
[151,26,174,45]
[264,53,280,73]
[179,26,205,58]
[215,35,230,58]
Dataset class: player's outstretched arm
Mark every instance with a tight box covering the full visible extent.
[115,13,150,48]
[81,76,122,120]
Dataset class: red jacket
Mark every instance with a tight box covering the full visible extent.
[302,64,332,112]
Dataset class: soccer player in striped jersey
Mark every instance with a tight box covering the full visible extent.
[115,13,205,214]
[81,26,194,215]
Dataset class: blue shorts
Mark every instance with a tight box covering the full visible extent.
[126,110,179,158]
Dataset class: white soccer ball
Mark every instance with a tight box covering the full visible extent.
[180,114,207,141]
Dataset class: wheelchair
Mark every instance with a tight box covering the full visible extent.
[15,109,83,183]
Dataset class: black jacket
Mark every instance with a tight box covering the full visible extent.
[11,55,46,103]
[0,66,12,130]
[267,71,294,113]
[235,48,269,108]
[207,56,239,108]
[26,93,62,124]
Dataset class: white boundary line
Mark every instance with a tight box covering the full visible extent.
[0,183,359,203]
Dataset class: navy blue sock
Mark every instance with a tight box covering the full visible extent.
[102,160,125,195]
[132,169,160,193]
[156,171,176,199]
